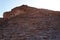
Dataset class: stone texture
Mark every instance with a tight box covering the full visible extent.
[0,5,60,40]
[3,11,14,19]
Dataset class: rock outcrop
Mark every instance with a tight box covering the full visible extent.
[3,12,14,19]
[0,5,60,40]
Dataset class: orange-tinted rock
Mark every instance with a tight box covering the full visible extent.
[3,12,13,19]
[3,5,60,20]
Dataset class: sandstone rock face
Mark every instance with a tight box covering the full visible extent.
[3,5,41,19]
[3,12,14,19]
[11,9,25,16]
[0,5,60,40]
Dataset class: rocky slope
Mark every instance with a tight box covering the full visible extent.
[0,5,60,40]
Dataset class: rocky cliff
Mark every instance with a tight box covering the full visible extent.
[0,5,60,40]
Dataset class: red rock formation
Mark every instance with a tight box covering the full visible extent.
[3,11,14,19]
[1,5,60,40]
[3,5,60,20]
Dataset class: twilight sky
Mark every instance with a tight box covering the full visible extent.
[0,0,60,17]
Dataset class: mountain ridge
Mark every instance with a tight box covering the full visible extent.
[0,5,60,40]
[3,5,60,20]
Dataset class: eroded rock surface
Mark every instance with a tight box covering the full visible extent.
[0,5,60,40]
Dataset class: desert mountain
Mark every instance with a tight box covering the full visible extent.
[0,5,60,40]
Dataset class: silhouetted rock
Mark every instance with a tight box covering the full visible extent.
[0,5,60,40]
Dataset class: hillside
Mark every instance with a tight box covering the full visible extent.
[0,5,60,40]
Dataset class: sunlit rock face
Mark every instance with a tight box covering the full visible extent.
[0,5,60,40]
[3,12,14,19]
[11,8,25,16]
[3,5,41,19]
